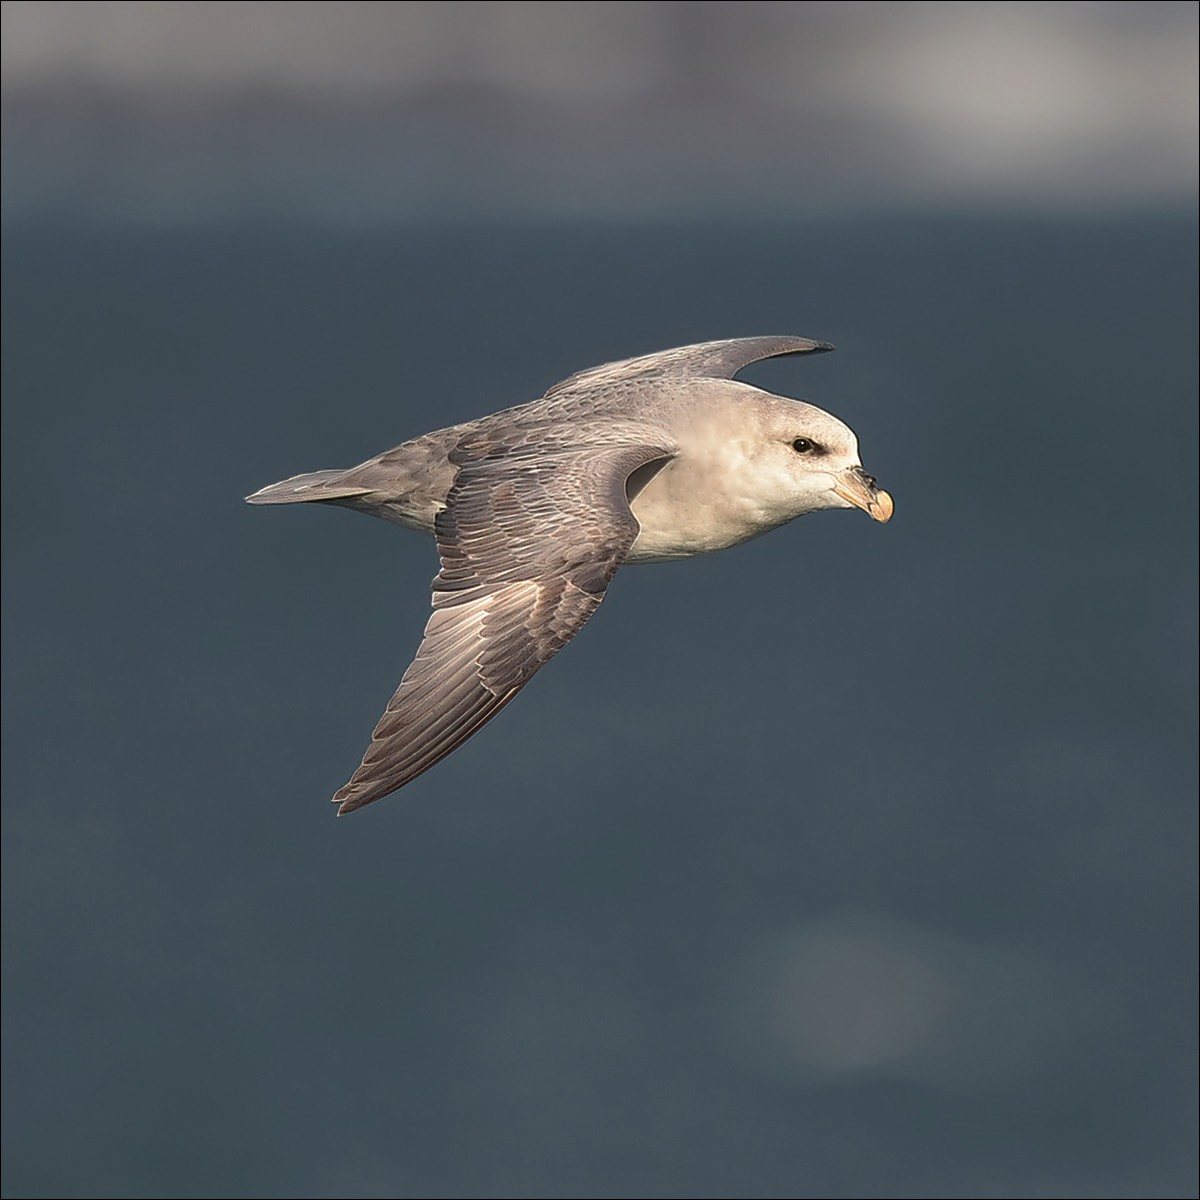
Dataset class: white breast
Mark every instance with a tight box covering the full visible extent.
[626,448,782,563]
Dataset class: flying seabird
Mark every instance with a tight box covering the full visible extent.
[247,336,893,815]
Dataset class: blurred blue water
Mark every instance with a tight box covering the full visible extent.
[2,215,1196,1199]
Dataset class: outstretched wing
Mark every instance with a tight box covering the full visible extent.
[543,335,834,399]
[333,433,676,814]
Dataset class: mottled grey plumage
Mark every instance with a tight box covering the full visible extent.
[248,336,892,815]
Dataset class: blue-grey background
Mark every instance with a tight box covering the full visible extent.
[2,6,1197,1200]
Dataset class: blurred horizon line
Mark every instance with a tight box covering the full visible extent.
[3,0,1196,225]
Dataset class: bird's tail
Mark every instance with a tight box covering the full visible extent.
[244,469,372,506]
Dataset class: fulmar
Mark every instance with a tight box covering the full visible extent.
[247,336,893,815]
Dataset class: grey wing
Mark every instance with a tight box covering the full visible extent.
[543,335,834,398]
[332,436,676,815]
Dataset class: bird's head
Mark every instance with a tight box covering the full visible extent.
[739,392,893,526]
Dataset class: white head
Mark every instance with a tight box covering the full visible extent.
[627,382,892,562]
[738,390,893,526]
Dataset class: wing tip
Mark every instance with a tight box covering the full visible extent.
[332,786,370,817]
[333,773,401,816]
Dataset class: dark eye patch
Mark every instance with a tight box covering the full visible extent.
[792,437,823,455]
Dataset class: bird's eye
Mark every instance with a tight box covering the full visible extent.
[792,437,819,454]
